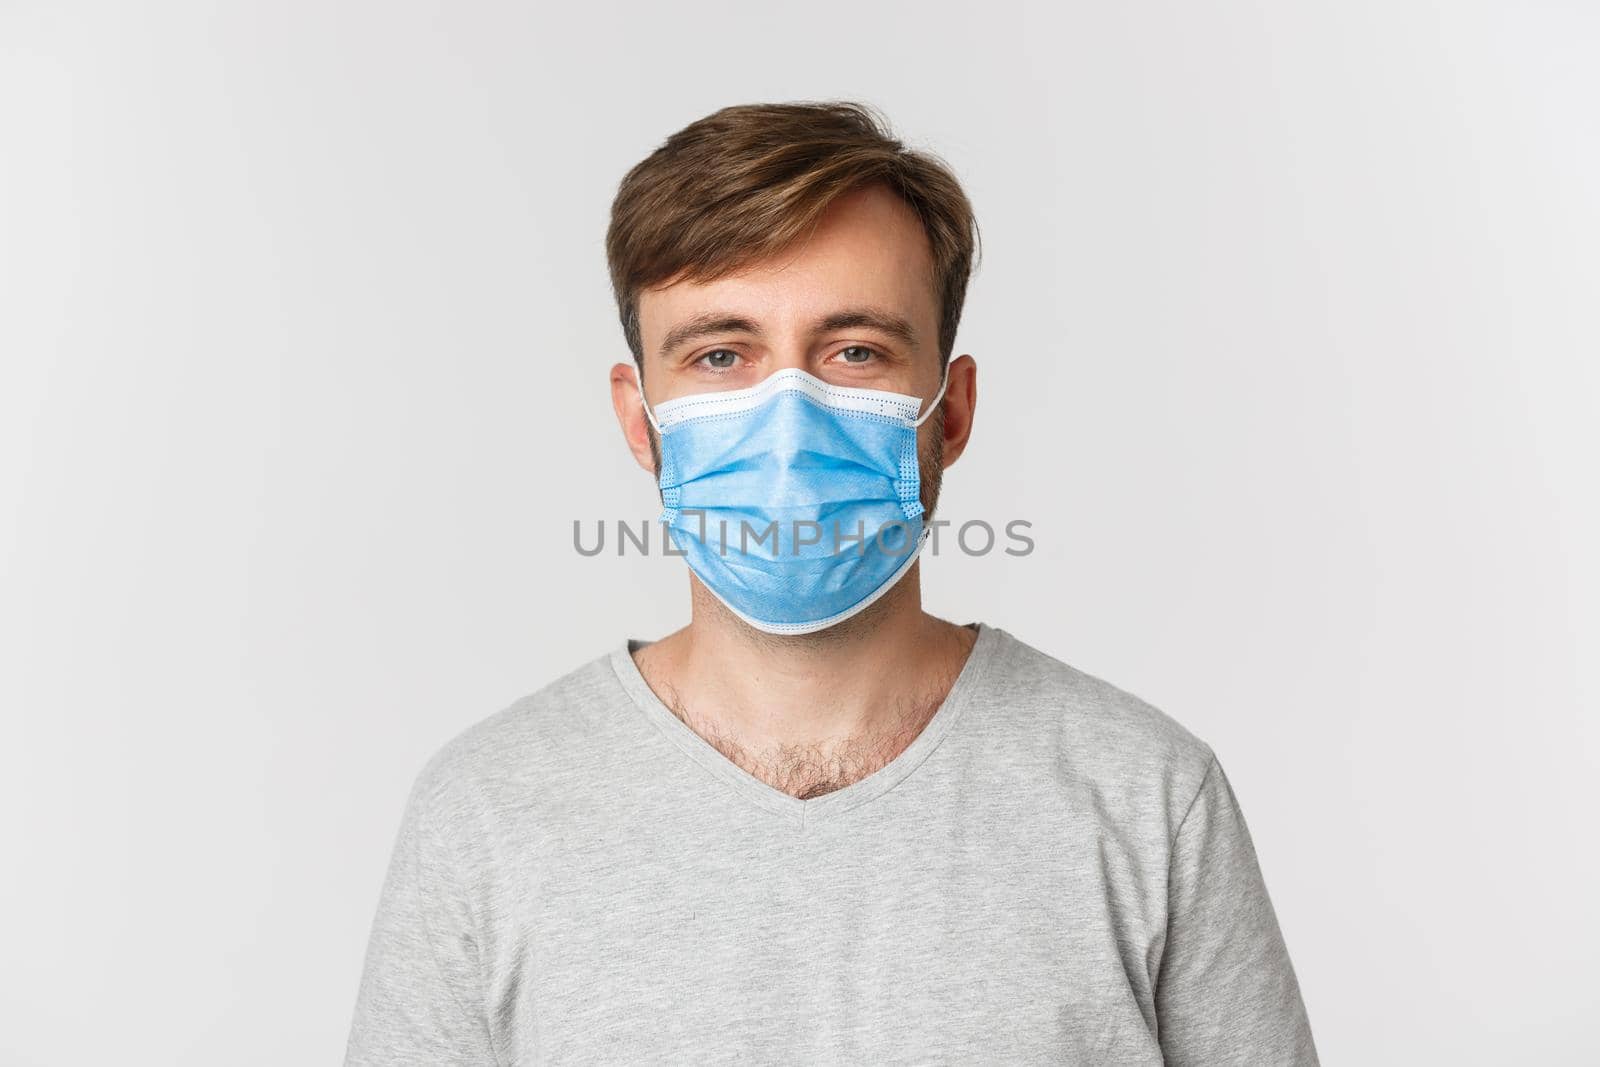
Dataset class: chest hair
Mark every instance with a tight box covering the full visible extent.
[665,691,943,800]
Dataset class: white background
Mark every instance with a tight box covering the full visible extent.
[3,2,1596,1062]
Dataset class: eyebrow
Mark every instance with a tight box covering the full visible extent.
[659,314,764,359]
[657,306,919,359]
[817,308,919,348]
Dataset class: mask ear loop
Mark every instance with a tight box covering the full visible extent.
[912,364,950,428]
[635,369,663,436]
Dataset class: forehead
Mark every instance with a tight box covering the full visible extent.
[638,183,938,351]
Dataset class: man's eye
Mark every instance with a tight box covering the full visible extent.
[837,345,878,364]
[698,349,739,369]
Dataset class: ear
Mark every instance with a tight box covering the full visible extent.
[931,353,977,468]
[609,362,658,474]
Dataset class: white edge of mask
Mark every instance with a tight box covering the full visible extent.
[650,368,924,433]
[693,525,932,636]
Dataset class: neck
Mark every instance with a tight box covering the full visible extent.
[632,567,977,794]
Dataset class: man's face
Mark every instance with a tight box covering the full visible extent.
[637,182,944,407]
[618,181,971,516]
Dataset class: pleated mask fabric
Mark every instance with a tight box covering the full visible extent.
[639,367,946,635]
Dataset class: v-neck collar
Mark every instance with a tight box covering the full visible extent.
[609,623,1000,827]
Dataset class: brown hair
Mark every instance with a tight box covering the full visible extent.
[606,101,980,375]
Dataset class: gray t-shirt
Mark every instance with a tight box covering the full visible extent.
[346,623,1317,1065]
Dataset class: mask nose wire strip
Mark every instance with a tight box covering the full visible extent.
[635,370,664,436]
[912,364,950,428]
[641,364,948,434]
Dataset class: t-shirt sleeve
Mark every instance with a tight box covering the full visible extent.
[345,770,500,1066]
[1154,755,1318,1066]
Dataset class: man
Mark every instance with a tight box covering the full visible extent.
[346,101,1318,1064]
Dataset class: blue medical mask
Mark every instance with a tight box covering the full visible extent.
[638,367,948,635]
